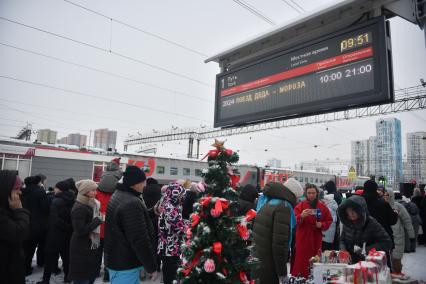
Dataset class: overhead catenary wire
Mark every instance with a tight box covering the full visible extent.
[0,75,212,123]
[288,0,305,12]
[0,116,131,141]
[0,42,212,103]
[0,102,160,132]
[0,16,213,87]
[232,0,276,26]
[281,0,304,13]
[0,97,166,128]
[63,0,209,58]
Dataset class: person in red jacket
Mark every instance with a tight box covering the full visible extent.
[291,183,332,278]
[96,158,123,282]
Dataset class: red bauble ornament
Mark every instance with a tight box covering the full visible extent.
[204,259,215,273]
[213,242,222,254]
[225,148,233,156]
[222,268,228,276]
[191,213,200,227]
[209,149,219,158]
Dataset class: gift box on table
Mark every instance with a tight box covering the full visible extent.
[313,263,346,284]
[345,261,379,284]
[366,249,387,272]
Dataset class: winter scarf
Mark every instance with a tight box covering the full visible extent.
[76,194,101,249]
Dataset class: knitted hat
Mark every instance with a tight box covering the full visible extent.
[284,178,303,199]
[65,178,77,192]
[55,180,69,192]
[123,165,146,187]
[363,180,378,194]
[76,179,98,196]
[24,175,42,186]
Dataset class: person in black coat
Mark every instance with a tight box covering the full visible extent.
[142,178,163,275]
[237,184,259,215]
[0,170,30,284]
[362,180,398,242]
[104,166,158,282]
[68,180,103,284]
[37,180,75,284]
[22,175,50,275]
[324,180,342,205]
[253,182,297,284]
[338,195,393,264]
[182,183,200,220]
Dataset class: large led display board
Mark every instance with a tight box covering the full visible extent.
[214,16,393,127]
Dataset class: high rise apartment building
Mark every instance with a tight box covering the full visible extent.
[93,129,117,151]
[37,129,57,144]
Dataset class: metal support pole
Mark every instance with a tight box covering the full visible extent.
[188,137,194,159]
[196,139,200,159]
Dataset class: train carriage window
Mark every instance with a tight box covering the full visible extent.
[183,168,190,176]
[157,166,165,174]
[4,159,17,171]
[17,159,31,180]
[195,169,202,177]
[315,178,318,183]
[310,178,314,183]
[170,167,178,175]
[305,177,309,183]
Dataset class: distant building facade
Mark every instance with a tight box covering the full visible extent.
[406,132,426,184]
[93,128,117,151]
[368,136,377,176]
[375,118,403,189]
[267,158,282,168]
[351,140,370,177]
[37,129,57,144]
[298,158,350,175]
[68,133,87,147]
[58,137,68,144]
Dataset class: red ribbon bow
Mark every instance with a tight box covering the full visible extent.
[236,223,249,240]
[200,196,212,207]
[182,250,203,276]
[245,209,257,222]
[191,213,200,228]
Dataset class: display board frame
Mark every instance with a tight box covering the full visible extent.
[214,16,393,128]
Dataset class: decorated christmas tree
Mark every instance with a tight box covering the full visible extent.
[177,139,257,284]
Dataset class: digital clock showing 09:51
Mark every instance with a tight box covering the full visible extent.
[340,32,372,53]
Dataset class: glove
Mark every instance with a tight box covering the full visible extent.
[353,245,362,253]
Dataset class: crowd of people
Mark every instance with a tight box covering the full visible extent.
[253,178,426,283]
[1,158,426,284]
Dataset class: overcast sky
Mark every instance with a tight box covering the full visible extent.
[0,0,425,168]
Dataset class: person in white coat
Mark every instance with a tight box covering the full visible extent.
[321,193,338,251]
[383,189,415,277]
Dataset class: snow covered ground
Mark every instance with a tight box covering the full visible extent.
[26,246,426,283]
